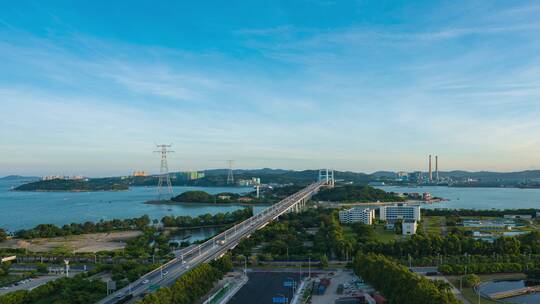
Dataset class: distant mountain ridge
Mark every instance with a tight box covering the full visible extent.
[0,175,39,181]
[8,169,540,192]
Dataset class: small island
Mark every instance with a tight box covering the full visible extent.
[146,190,266,205]
[13,178,129,192]
[313,185,405,203]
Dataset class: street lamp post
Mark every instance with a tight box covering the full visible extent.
[308,256,311,278]
[242,255,247,277]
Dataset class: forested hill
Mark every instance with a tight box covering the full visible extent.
[193,169,371,186]
[13,169,373,191]
[313,185,405,202]
[170,191,242,204]
[14,178,129,192]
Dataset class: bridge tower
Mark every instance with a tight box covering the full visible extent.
[226,160,235,184]
[318,169,335,187]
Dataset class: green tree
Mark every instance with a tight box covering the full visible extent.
[0,228,7,242]
[320,255,329,268]
[36,262,48,274]
[463,274,480,288]
[354,253,460,304]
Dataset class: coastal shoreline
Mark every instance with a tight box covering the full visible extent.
[317,198,446,208]
[11,189,129,193]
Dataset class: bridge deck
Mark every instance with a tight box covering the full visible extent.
[98,180,329,304]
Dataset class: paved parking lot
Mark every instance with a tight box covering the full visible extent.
[311,270,364,304]
[228,272,298,304]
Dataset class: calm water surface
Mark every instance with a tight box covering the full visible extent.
[379,186,540,210]
[0,178,263,232]
[2,179,540,232]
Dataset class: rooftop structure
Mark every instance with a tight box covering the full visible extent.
[339,208,375,225]
[379,203,421,223]
[133,171,148,177]
[402,220,418,235]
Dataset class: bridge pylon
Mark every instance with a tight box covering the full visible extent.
[318,169,335,187]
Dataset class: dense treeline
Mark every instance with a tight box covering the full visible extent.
[171,191,241,203]
[15,216,151,239]
[0,229,6,241]
[138,255,233,304]
[439,262,526,275]
[422,208,538,217]
[161,208,253,227]
[169,186,312,205]
[232,209,351,261]
[396,253,540,268]
[0,274,106,304]
[313,185,404,202]
[354,253,459,304]
[360,231,540,257]
[123,228,171,259]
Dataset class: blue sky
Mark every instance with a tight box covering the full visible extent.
[1,1,540,176]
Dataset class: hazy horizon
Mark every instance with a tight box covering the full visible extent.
[4,165,540,179]
[2,2,540,176]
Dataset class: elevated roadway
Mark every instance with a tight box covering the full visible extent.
[98,179,330,304]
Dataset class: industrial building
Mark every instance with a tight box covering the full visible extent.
[379,203,421,223]
[339,208,375,225]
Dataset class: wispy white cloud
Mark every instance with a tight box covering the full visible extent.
[2,2,540,174]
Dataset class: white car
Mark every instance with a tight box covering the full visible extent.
[142,279,150,284]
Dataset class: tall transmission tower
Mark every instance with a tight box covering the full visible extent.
[226,160,235,185]
[154,144,174,199]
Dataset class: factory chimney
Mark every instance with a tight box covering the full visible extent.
[428,155,433,182]
[435,155,439,182]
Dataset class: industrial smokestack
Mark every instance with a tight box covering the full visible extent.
[428,155,433,182]
[435,155,439,182]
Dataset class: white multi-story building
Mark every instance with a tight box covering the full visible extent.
[339,208,375,225]
[379,203,421,223]
[402,220,418,235]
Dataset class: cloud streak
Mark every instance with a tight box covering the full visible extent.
[1,2,540,174]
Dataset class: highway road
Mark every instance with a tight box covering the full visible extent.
[0,274,75,295]
[98,180,328,304]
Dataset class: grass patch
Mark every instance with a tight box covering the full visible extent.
[373,224,398,243]
[424,216,445,235]
[0,274,24,287]
[342,226,357,240]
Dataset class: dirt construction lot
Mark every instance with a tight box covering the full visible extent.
[0,231,142,253]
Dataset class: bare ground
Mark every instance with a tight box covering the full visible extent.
[0,230,142,253]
